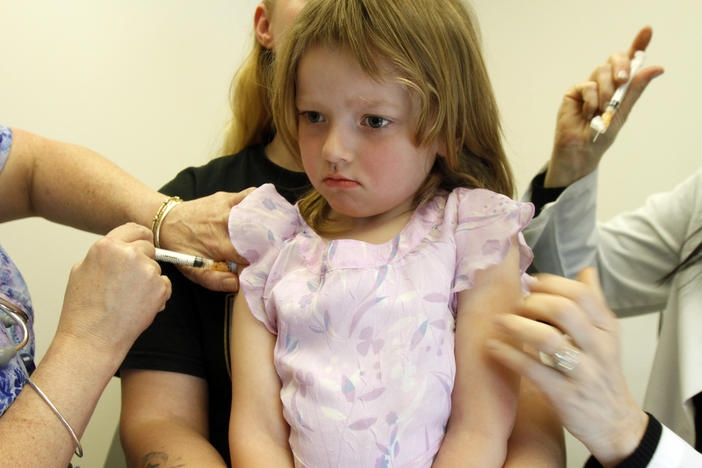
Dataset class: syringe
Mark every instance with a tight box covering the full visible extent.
[590,50,646,141]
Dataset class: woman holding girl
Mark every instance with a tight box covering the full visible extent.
[121,1,564,466]
[227,0,541,466]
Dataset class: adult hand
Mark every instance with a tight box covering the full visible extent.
[486,268,649,467]
[158,188,255,292]
[55,223,171,360]
[545,26,664,188]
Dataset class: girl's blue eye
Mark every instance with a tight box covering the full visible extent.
[364,116,389,129]
[301,111,325,123]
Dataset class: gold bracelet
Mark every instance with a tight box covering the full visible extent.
[151,196,182,248]
[26,378,83,457]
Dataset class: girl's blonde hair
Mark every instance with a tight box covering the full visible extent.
[221,0,277,155]
[273,0,515,232]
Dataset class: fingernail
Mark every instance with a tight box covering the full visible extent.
[222,277,240,292]
[616,70,629,81]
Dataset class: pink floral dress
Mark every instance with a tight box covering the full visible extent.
[229,184,533,467]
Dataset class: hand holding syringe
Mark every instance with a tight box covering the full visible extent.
[590,50,646,141]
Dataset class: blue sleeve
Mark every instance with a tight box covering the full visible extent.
[0,126,13,173]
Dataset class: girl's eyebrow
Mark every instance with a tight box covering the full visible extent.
[355,96,398,108]
[296,94,400,112]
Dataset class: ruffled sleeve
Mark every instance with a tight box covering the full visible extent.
[448,188,534,293]
[228,183,300,333]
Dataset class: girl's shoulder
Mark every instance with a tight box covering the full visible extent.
[421,187,534,228]
[441,188,534,291]
[405,188,533,264]
[448,186,530,212]
[228,184,304,264]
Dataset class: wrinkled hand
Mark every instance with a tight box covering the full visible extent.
[486,268,648,467]
[56,223,172,358]
[158,188,255,292]
[546,26,664,188]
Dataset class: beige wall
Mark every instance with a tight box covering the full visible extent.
[0,1,699,466]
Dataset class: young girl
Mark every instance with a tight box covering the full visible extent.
[228,0,534,466]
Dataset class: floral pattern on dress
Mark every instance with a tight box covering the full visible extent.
[0,127,36,415]
[0,126,11,167]
[0,246,36,416]
[229,184,534,467]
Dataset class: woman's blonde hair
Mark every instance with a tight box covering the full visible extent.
[272,0,514,232]
[221,0,277,155]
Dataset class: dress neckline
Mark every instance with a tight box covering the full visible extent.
[291,193,446,269]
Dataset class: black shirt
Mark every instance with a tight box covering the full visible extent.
[120,144,309,465]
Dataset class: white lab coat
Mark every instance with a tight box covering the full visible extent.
[523,168,702,466]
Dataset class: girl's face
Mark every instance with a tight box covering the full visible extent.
[296,45,440,224]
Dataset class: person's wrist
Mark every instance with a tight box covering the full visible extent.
[588,408,649,467]
[134,193,170,233]
[544,150,597,188]
[151,196,183,248]
[157,201,192,252]
[50,328,127,376]
[53,312,136,369]
[544,160,580,188]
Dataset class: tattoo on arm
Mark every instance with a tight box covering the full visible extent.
[142,452,186,468]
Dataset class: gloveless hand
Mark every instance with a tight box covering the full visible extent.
[159,188,255,292]
[486,268,649,467]
[56,223,171,359]
[545,26,663,188]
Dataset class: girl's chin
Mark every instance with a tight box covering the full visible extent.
[327,202,376,221]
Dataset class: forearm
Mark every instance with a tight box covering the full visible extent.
[433,318,516,467]
[4,129,249,294]
[121,420,227,468]
[2,128,163,233]
[433,430,508,468]
[433,365,514,468]
[433,245,522,467]
[229,429,295,468]
[543,150,598,188]
[229,292,294,467]
[0,333,120,467]
[437,369,564,468]
[503,379,565,467]
[120,370,226,468]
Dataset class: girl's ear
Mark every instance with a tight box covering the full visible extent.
[254,3,275,50]
[436,140,449,159]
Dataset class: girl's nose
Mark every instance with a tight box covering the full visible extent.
[322,124,353,166]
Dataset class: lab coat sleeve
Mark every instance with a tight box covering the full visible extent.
[522,169,599,279]
[585,414,701,468]
[648,424,702,468]
[524,168,702,317]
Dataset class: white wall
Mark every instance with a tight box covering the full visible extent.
[0,1,699,466]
